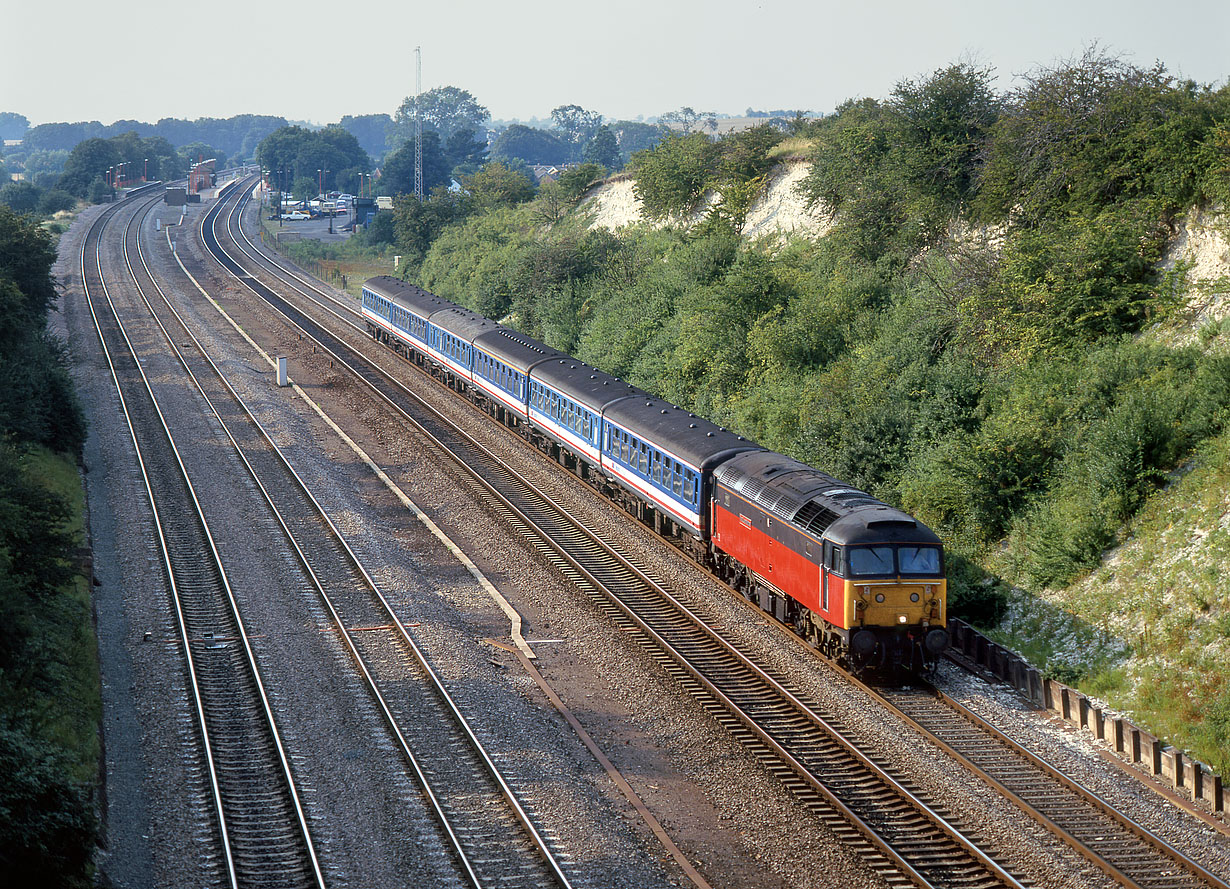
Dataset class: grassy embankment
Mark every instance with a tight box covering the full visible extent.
[26,446,99,780]
[989,402,1230,773]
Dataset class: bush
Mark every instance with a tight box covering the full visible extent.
[37,189,76,216]
[631,131,719,218]
[0,727,96,888]
[1007,348,1230,586]
[0,181,41,213]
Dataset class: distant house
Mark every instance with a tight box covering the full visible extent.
[529,164,562,183]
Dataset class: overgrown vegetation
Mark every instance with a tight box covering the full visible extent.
[0,207,95,884]
[389,51,1230,668]
[254,50,1230,766]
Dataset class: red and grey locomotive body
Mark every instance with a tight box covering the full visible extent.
[711,451,947,671]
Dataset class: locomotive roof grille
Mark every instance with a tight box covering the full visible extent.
[793,500,841,534]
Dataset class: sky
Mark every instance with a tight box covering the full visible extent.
[5,0,1229,128]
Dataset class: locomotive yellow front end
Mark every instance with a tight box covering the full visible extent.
[829,529,949,672]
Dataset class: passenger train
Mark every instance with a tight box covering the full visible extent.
[361,276,948,671]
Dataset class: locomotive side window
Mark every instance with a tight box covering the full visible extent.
[899,545,941,575]
[849,546,894,576]
[824,544,843,574]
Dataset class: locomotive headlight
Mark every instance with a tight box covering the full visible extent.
[897,614,908,624]
[910,593,920,603]
[874,593,885,603]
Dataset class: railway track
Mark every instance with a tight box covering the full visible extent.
[131,181,577,889]
[83,187,325,889]
[202,177,1230,889]
[868,680,1230,889]
[198,179,1038,889]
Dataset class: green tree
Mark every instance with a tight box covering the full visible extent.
[0,182,40,214]
[659,107,718,134]
[582,125,620,170]
[556,162,605,200]
[631,130,719,218]
[0,112,29,141]
[391,86,489,146]
[37,189,76,215]
[610,120,664,162]
[491,125,570,166]
[56,138,120,198]
[377,132,451,196]
[391,187,466,266]
[338,112,393,159]
[974,48,1217,223]
[463,161,535,210]
[551,104,603,153]
[443,128,488,178]
[889,62,998,208]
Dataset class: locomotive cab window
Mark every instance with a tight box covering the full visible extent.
[825,544,843,574]
[848,545,895,577]
[899,545,941,575]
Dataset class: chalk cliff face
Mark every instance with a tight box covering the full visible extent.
[581,159,833,241]
[583,165,1229,348]
[1160,206,1230,345]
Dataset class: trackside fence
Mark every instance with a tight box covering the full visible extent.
[947,617,1225,817]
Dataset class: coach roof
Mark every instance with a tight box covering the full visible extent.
[605,397,762,470]
[532,358,640,412]
[429,305,499,342]
[365,275,456,317]
[472,326,566,374]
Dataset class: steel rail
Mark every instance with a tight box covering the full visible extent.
[84,187,325,889]
[135,178,573,889]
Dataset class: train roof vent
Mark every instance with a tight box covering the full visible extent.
[793,500,840,534]
[828,494,883,510]
[867,515,916,528]
[738,477,767,500]
[759,489,802,515]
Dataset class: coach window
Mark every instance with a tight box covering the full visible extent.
[653,455,662,484]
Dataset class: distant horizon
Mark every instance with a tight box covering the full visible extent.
[7,0,1228,129]
[9,109,829,133]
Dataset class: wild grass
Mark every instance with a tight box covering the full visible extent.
[994,428,1230,773]
[21,447,99,782]
[766,137,815,160]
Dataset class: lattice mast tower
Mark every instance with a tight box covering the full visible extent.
[414,46,423,201]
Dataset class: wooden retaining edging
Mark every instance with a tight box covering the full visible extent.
[947,618,1224,816]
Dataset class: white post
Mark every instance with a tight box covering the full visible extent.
[277,357,288,387]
